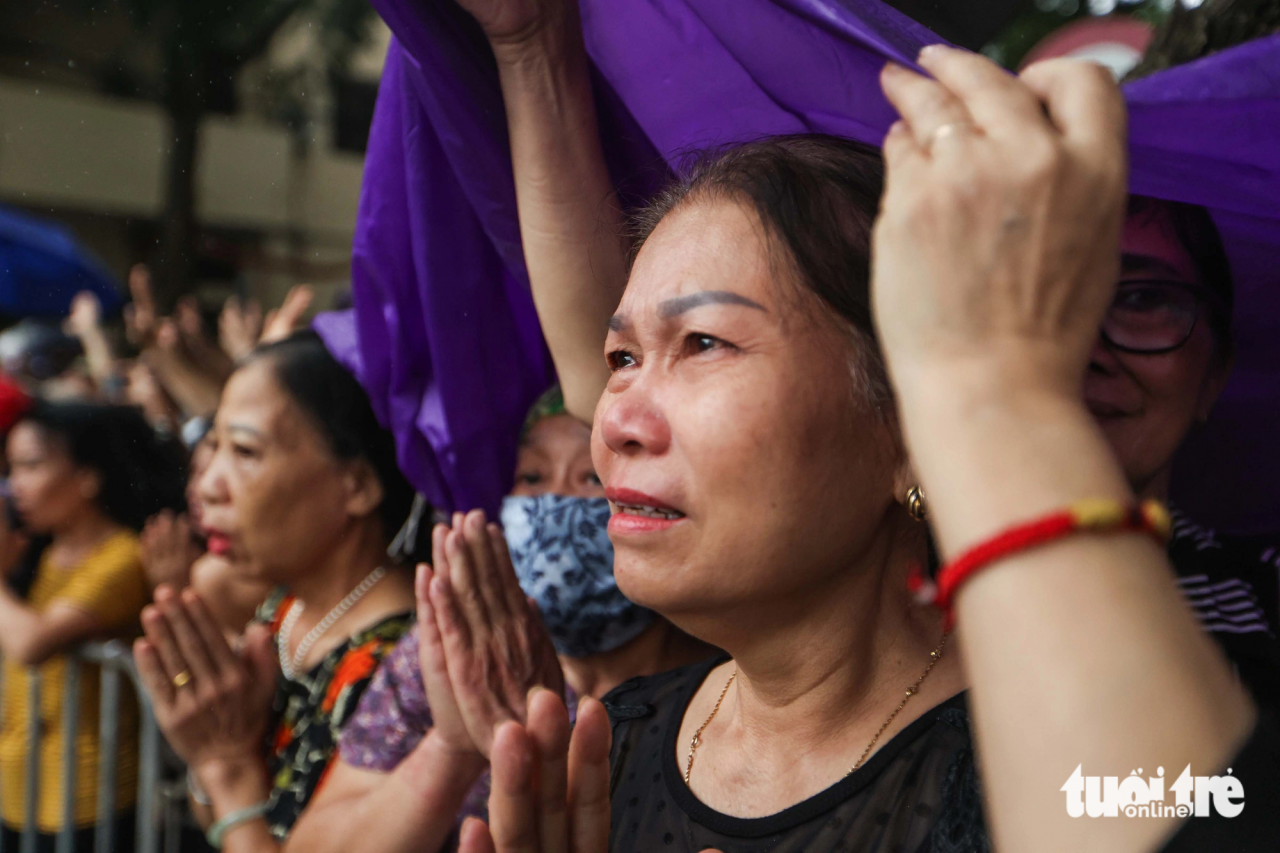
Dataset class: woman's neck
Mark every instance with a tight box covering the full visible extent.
[678,511,964,816]
[282,520,415,669]
[561,618,717,700]
[49,507,122,564]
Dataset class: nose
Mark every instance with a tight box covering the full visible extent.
[1088,335,1123,376]
[196,444,231,508]
[598,382,671,459]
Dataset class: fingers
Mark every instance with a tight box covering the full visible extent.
[182,588,238,671]
[880,62,977,153]
[464,512,513,623]
[141,598,188,686]
[527,687,571,853]
[489,721,539,853]
[916,44,1049,135]
[154,585,217,685]
[260,285,314,343]
[567,696,612,853]
[416,563,452,691]
[489,522,531,617]
[458,817,497,853]
[446,514,492,631]
[1020,58,1128,156]
[133,638,175,706]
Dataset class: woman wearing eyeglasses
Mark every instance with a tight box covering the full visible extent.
[1092,196,1280,713]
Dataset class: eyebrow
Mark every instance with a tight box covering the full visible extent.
[1120,253,1192,282]
[608,290,768,331]
[226,423,265,440]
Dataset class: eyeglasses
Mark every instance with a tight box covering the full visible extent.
[1101,280,1220,355]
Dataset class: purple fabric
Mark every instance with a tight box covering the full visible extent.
[317,1,1280,532]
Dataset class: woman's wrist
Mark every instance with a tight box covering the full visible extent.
[194,754,270,813]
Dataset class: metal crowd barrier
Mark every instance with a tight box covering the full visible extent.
[0,642,189,853]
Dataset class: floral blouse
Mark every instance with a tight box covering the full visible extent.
[257,588,413,839]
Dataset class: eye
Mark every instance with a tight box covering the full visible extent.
[517,471,544,486]
[607,349,638,371]
[685,333,732,355]
[231,442,260,460]
[585,472,602,487]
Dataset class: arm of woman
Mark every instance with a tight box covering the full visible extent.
[874,48,1254,852]
[0,587,102,666]
[0,537,149,666]
[284,744,485,853]
[457,0,629,422]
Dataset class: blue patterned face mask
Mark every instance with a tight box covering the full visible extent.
[500,494,655,658]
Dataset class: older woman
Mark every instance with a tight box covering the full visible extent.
[414,1,1274,851]
[434,28,1273,853]
[133,331,424,850]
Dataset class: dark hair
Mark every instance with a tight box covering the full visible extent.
[1127,195,1234,351]
[633,134,890,406]
[18,400,188,531]
[243,331,424,561]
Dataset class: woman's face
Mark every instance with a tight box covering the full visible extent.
[7,422,97,534]
[593,199,903,626]
[510,414,604,499]
[197,359,364,582]
[1085,208,1230,495]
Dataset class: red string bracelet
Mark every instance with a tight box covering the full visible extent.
[907,499,1172,630]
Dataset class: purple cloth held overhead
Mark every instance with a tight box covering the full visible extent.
[318,0,1280,532]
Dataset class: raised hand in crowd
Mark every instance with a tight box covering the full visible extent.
[456,0,628,421]
[219,296,265,362]
[260,285,315,345]
[874,47,1254,851]
[63,291,123,396]
[425,510,564,757]
[139,510,201,592]
[123,265,224,417]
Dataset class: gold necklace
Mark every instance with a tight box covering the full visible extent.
[684,633,948,786]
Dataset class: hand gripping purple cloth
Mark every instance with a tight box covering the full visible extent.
[314,0,1280,533]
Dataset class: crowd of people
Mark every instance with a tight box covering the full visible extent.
[0,0,1277,852]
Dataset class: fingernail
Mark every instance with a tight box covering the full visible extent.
[882,61,905,78]
[918,43,947,63]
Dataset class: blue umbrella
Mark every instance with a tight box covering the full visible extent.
[0,204,124,317]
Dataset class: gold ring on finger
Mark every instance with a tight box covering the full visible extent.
[172,670,193,689]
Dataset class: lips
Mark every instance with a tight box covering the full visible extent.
[205,531,232,556]
[605,487,687,535]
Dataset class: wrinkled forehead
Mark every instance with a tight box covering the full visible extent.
[1120,205,1199,284]
[217,360,305,447]
[618,198,781,322]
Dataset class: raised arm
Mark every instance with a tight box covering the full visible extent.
[457,0,628,422]
[874,48,1255,851]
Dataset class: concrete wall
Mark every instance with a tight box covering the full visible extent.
[0,75,364,238]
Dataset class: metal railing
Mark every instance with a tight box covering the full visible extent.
[0,642,189,853]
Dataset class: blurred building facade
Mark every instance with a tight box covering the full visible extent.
[0,0,390,310]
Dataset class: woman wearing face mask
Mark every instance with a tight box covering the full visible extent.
[132,331,425,851]
[284,384,712,853]
[1094,198,1280,713]
[0,401,183,852]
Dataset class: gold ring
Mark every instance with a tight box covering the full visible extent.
[172,670,192,689]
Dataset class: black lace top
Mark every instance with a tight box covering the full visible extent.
[603,656,989,853]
